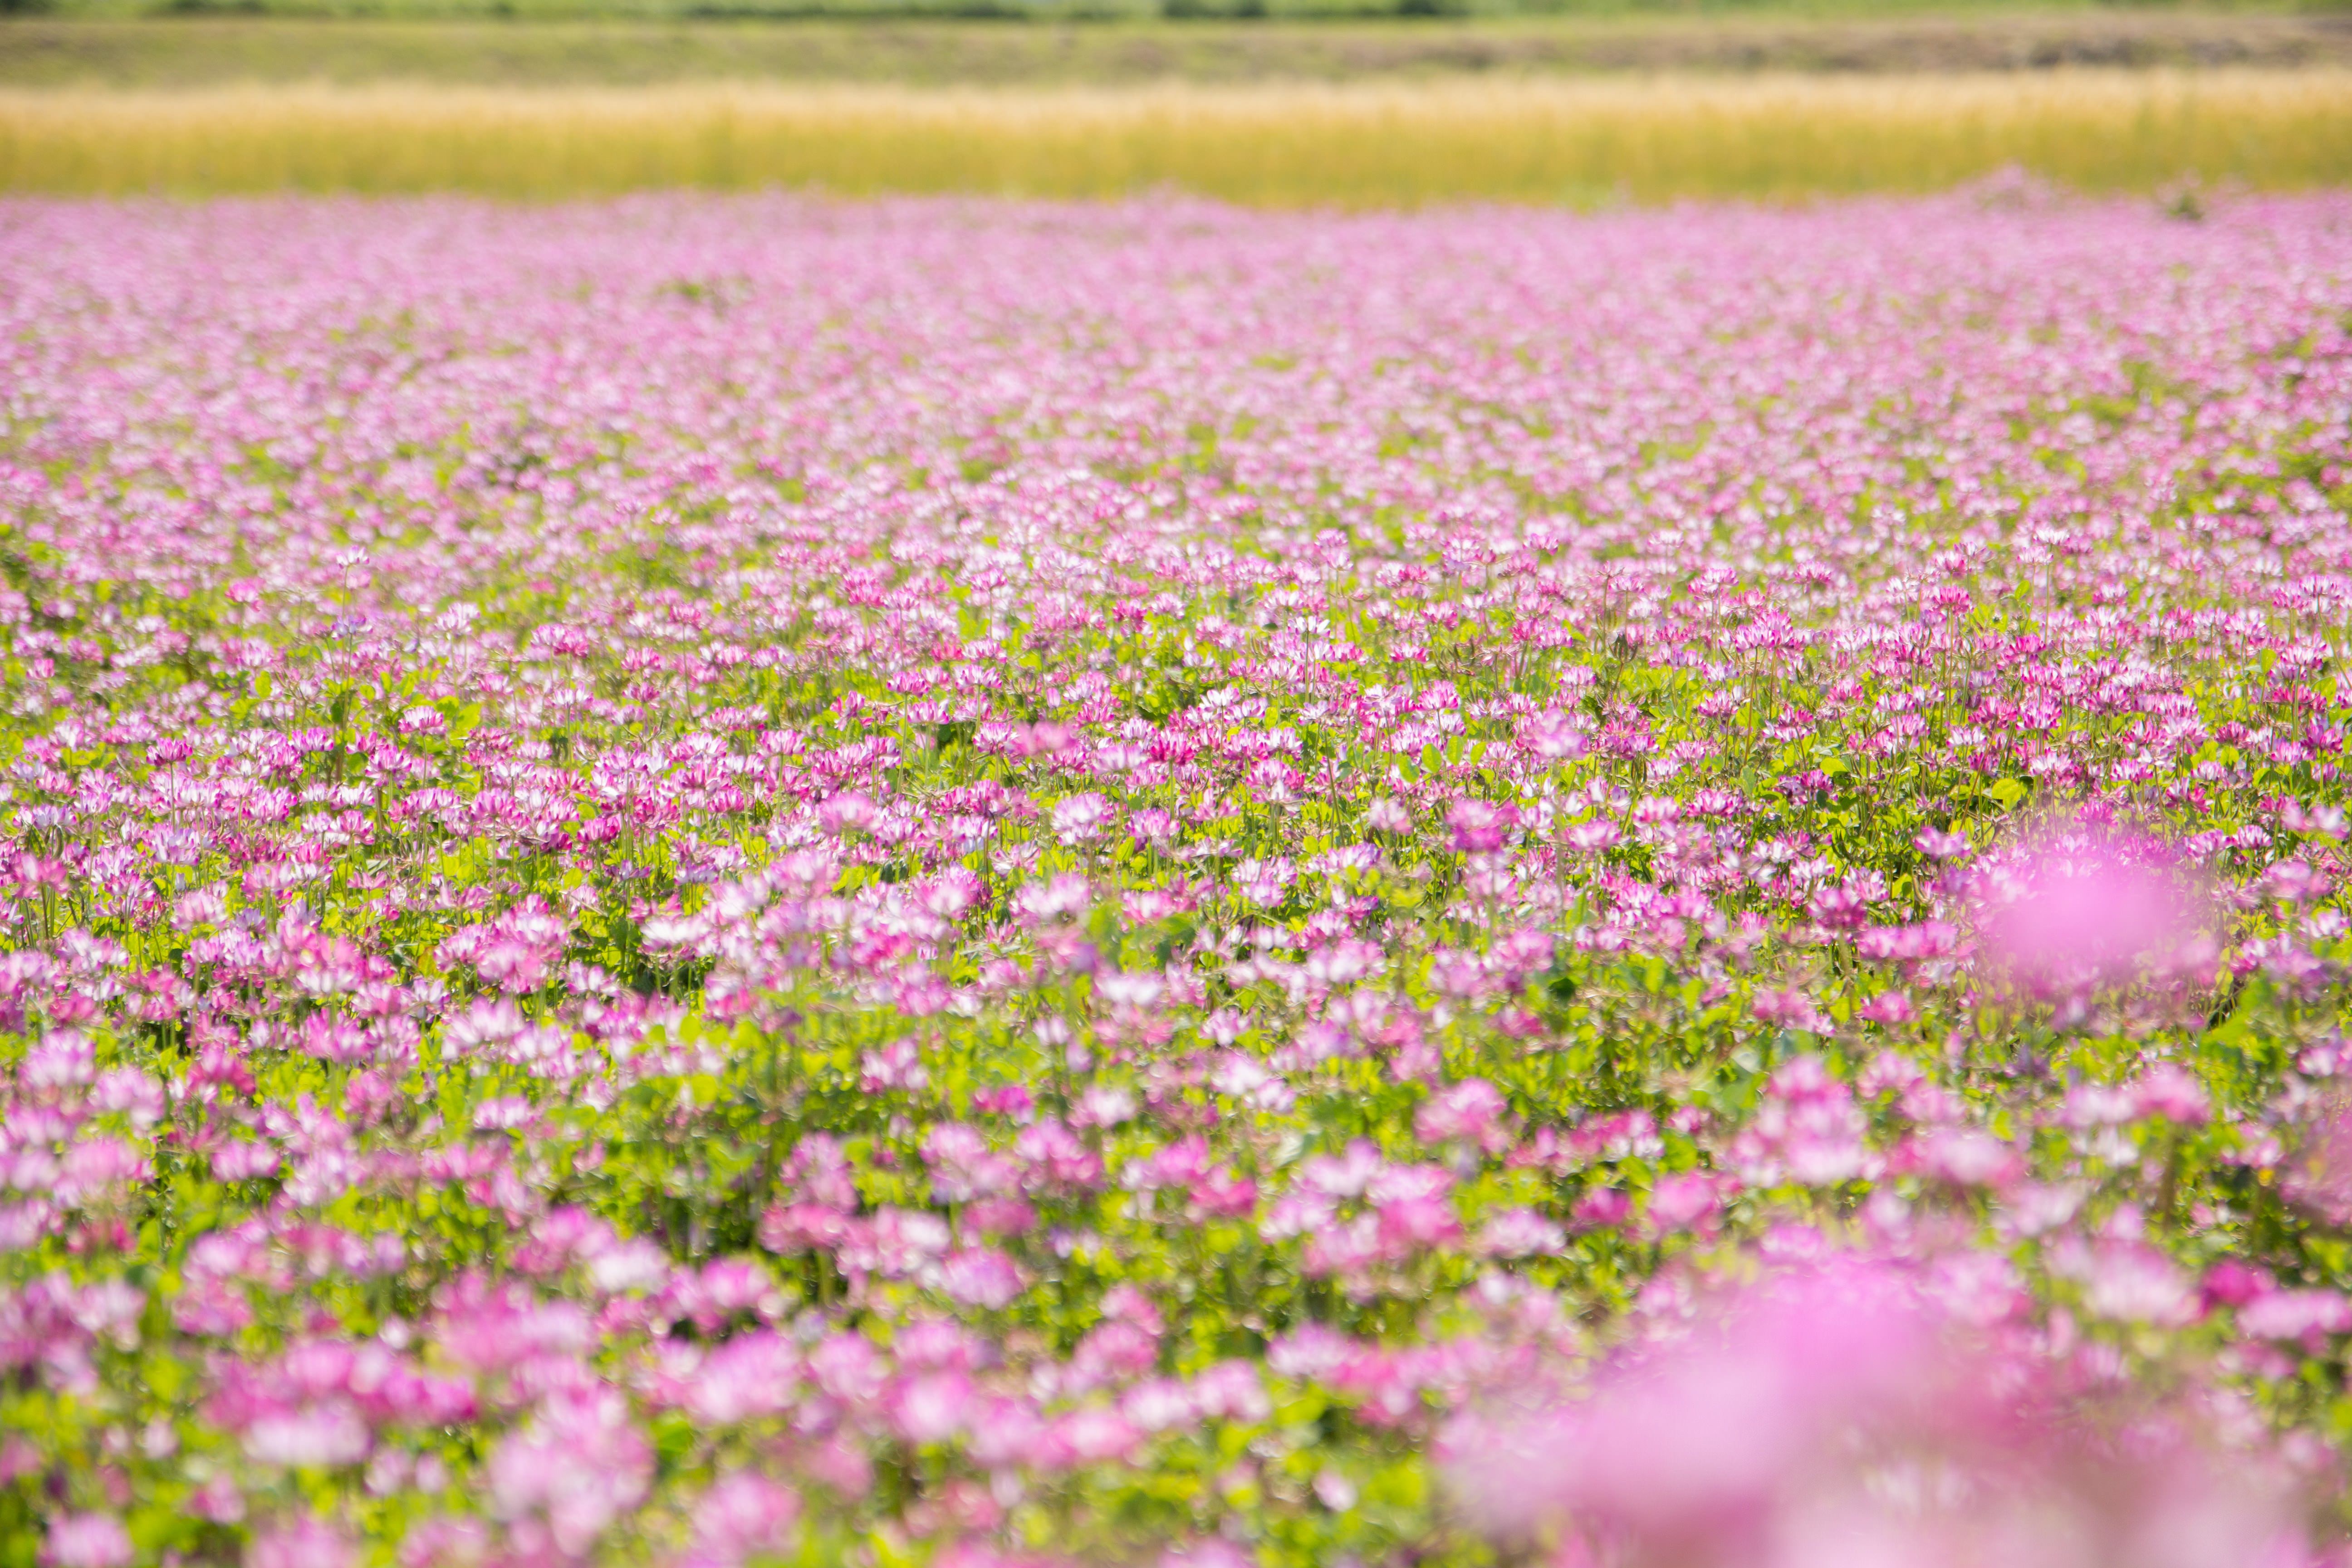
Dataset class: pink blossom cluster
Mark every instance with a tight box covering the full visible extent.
[0,187,2350,1565]
[1443,1251,2321,1568]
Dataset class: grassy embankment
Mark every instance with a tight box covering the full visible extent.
[4,69,2352,202]
[9,11,2352,77]
[7,10,2352,202]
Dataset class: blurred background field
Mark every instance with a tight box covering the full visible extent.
[3,6,2352,202]
[9,71,2351,202]
[10,10,2352,79]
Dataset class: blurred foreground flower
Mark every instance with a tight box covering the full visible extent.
[1978,833,2214,1001]
[1442,1256,2317,1568]
[2285,1091,2352,1230]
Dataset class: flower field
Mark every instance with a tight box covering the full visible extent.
[4,188,2352,1567]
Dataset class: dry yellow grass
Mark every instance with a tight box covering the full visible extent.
[3,70,2351,204]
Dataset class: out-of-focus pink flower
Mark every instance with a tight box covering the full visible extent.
[1572,1187,1632,1230]
[1050,792,1112,845]
[1479,1207,1565,1259]
[1564,818,1622,853]
[1646,1171,1729,1233]
[1750,988,1828,1034]
[2062,1238,2200,1327]
[894,1371,977,1444]
[966,1196,1038,1236]
[1523,711,1587,763]
[41,1514,132,1568]
[1442,1255,2313,1568]
[486,1388,651,1561]
[1447,799,1519,853]
[809,1334,887,1403]
[758,1203,854,1254]
[683,1333,799,1425]
[1189,1169,1257,1218]
[683,1472,800,1568]
[1158,1540,1253,1568]
[2283,1093,2352,1227]
[2134,1063,2213,1124]
[1917,1127,2025,1191]
[1915,826,1970,860]
[1730,1057,1878,1188]
[1231,858,1295,907]
[1417,1078,1511,1152]
[1979,839,2210,996]
[1376,1192,1460,1252]
[243,1401,370,1469]
[1855,989,1916,1025]
[246,1518,353,1568]
[1076,1318,1159,1382]
[1040,1408,1141,1468]
[2238,1289,2352,1346]
[189,1475,244,1524]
